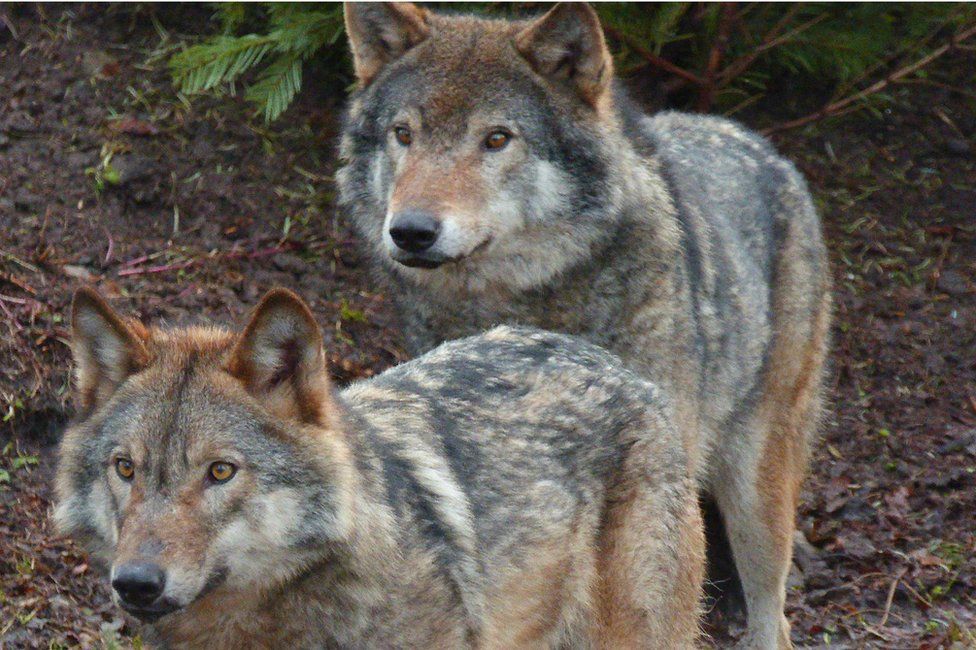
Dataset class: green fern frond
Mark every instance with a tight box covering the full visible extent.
[169,5,345,122]
[170,35,275,94]
[216,3,251,34]
[246,55,303,122]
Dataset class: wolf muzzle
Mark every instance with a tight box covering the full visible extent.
[112,561,179,621]
[389,209,448,268]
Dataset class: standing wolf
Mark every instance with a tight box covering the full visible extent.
[55,287,704,648]
[337,3,831,648]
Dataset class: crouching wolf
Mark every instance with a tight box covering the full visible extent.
[54,287,704,648]
[337,3,832,647]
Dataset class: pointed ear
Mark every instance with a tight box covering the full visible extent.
[344,2,430,86]
[227,289,335,424]
[515,3,613,108]
[71,288,150,415]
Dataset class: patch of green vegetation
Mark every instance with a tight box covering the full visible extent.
[86,144,125,194]
[15,556,34,577]
[11,452,39,471]
[930,539,966,571]
[166,3,976,123]
[339,300,367,324]
[2,397,23,422]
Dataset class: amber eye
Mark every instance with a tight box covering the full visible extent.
[393,126,412,147]
[115,458,134,481]
[484,130,511,151]
[208,462,236,483]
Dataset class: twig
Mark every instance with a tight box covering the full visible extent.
[0,293,30,305]
[0,271,37,295]
[602,24,706,87]
[121,250,170,268]
[103,227,115,265]
[932,106,966,138]
[899,579,934,609]
[899,77,976,101]
[117,259,195,277]
[832,8,966,100]
[697,3,737,112]
[763,22,976,135]
[717,12,828,87]
[0,297,21,332]
[115,241,324,278]
[1,250,41,274]
[0,9,19,41]
[878,567,908,628]
[928,230,955,292]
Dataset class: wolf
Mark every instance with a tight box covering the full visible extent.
[337,3,832,648]
[54,287,704,648]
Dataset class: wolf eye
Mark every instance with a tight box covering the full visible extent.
[115,458,134,481]
[483,130,511,151]
[208,462,236,483]
[393,126,412,147]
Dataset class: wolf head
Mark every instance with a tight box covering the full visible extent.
[54,288,354,623]
[338,2,630,292]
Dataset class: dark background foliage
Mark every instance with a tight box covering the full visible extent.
[169,3,976,127]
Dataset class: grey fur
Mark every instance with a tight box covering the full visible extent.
[337,4,831,648]
[55,311,704,648]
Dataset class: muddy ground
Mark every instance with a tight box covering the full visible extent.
[1,5,974,649]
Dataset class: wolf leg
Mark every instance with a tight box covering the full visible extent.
[716,316,828,648]
[714,452,796,650]
[596,433,704,649]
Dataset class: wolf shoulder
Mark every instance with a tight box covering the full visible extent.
[635,110,825,288]
[643,111,811,193]
[642,111,819,224]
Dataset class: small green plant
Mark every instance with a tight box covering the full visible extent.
[15,556,34,577]
[924,619,943,634]
[339,299,367,324]
[86,144,124,194]
[11,452,39,471]
[0,442,39,485]
[2,397,23,422]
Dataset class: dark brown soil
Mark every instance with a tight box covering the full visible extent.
[1,5,974,648]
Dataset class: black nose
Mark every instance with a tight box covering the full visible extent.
[112,562,165,607]
[389,210,440,253]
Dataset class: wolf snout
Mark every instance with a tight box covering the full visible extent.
[389,209,441,253]
[112,561,166,608]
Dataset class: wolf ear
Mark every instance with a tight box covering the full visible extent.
[71,288,150,414]
[228,289,336,424]
[344,2,430,86]
[515,3,613,108]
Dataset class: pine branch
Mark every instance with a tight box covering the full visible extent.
[716,12,829,88]
[602,23,706,87]
[696,3,738,111]
[170,35,275,94]
[763,22,976,135]
[246,55,303,122]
